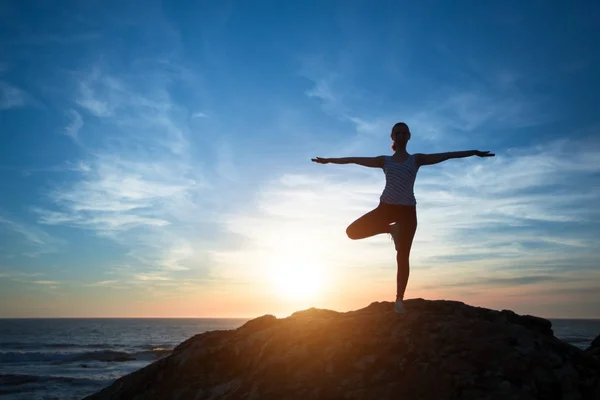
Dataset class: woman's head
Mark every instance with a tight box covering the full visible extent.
[390,122,411,151]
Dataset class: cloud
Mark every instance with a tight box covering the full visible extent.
[215,141,239,181]
[75,75,115,117]
[192,112,208,118]
[6,33,101,46]
[0,81,27,109]
[534,285,600,297]
[0,270,63,292]
[64,109,83,141]
[37,151,204,232]
[133,273,172,281]
[35,66,219,284]
[402,138,600,283]
[306,79,335,102]
[424,275,565,289]
[300,49,547,146]
[0,215,62,256]
[424,90,541,133]
[85,280,118,287]
[0,270,43,280]
[31,280,60,285]
[160,243,193,271]
[0,216,44,245]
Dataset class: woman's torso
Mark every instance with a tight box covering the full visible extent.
[379,154,420,206]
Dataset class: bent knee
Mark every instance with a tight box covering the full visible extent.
[346,226,359,240]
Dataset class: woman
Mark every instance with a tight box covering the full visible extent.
[312,122,494,313]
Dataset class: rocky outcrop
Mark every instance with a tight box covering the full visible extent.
[84,299,600,400]
[587,334,600,363]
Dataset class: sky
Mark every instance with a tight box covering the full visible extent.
[0,0,599,318]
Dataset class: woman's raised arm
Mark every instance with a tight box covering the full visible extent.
[312,156,385,168]
[415,150,494,167]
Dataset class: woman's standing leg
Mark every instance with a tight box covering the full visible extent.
[392,207,417,301]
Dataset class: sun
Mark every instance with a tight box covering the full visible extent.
[268,256,326,301]
[263,230,329,303]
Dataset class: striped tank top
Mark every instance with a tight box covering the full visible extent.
[379,154,420,206]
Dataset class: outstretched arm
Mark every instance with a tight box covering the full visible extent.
[416,150,494,167]
[312,156,384,168]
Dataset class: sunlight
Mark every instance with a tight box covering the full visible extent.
[270,258,325,301]
[265,232,328,302]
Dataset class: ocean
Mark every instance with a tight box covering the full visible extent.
[0,318,248,400]
[0,317,598,400]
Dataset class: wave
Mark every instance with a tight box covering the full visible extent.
[0,348,172,364]
[0,373,103,396]
[0,341,174,351]
[558,336,594,345]
[0,373,101,386]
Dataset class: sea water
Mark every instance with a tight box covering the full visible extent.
[0,318,247,400]
[0,318,598,400]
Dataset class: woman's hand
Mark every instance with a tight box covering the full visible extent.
[311,157,330,164]
[475,150,495,157]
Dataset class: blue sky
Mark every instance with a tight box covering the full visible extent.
[1,0,599,318]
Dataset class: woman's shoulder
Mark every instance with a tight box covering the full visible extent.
[377,155,389,168]
[412,153,424,168]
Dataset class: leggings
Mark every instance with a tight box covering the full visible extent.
[345,201,417,299]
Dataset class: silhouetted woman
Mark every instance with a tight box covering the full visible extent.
[312,122,494,313]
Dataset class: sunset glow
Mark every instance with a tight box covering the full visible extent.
[269,257,326,301]
[262,231,328,302]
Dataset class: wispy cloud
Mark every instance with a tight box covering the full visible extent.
[424,274,566,289]
[133,273,172,281]
[0,215,63,256]
[301,49,547,146]
[0,81,27,109]
[64,109,83,141]
[160,243,193,271]
[414,81,547,136]
[36,66,218,285]
[0,270,63,292]
[85,280,118,287]
[75,72,116,117]
[402,138,600,284]
[31,280,60,285]
[306,79,336,102]
[6,33,102,46]
[37,153,198,231]
[0,270,43,280]
[215,141,239,181]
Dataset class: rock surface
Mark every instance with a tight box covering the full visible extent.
[84,299,600,400]
[587,334,600,363]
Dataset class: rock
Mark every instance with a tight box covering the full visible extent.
[84,299,600,400]
[586,333,600,362]
[590,334,600,349]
